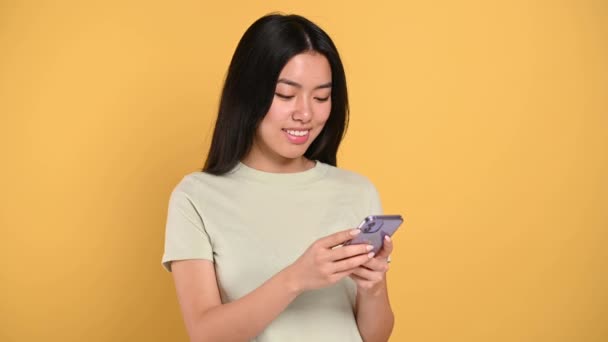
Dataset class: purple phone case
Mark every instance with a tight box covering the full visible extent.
[343,215,404,254]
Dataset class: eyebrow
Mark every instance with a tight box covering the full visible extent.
[277,78,332,90]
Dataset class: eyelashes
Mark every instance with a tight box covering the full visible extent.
[274,93,330,102]
[274,93,294,100]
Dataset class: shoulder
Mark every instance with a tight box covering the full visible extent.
[175,171,217,189]
[323,163,377,191]
[170,170,235,199]
[322,163,383,214]
[170,172,205,194]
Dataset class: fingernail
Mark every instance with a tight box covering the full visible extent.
[368,252,375,258]
[366,245,373,251]
[350,229,361,236]
[385,235,391,242]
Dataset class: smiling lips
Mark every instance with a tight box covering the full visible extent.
[282,129,310,144]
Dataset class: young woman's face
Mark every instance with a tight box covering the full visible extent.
[251,52,332,164]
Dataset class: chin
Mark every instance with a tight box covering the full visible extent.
[279,151,307,160]
[278,146,311,160]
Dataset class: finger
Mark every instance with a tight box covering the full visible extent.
[350,272,374,282]
[361,257,389,272]
[332,251,375,273]
[351,266,385,282]
[349,273,365,285]
[329,244,373,261]
[318,228,361,249]
[329,268,356,284]
[349,273,375,288]
[376,235,394,259]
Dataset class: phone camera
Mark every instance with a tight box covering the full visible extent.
[365,220,383,233]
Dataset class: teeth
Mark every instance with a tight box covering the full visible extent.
[286,130,309,137]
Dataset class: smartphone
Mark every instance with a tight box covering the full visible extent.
[343,215,404,254]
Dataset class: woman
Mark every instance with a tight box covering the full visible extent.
[162,13,394,342]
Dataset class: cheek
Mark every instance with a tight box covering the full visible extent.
[261,105,286,129]
[315,101,332,123]
[267,98,291,117]
[258,118,279,139]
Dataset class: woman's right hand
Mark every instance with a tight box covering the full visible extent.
[284,228,375,294]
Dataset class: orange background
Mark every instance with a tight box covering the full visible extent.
[1,1,607,341]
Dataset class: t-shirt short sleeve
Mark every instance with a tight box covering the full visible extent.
[161,188,213,272]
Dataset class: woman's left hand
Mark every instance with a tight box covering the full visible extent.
[349,235,393,293]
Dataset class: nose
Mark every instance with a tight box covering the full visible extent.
[291,96,312,123]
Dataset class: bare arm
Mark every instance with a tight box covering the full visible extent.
[351,235,395,342]
[172,260,299,342]
[171,228,374,342]
[354,279,394,342]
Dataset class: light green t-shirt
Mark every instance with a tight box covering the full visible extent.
[162,160,383,342]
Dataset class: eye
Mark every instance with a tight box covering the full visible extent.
[275,93,294,100]
[314,96,330,102]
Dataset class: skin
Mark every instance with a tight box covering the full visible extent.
[240,52,332,173]
[171,52,394,341]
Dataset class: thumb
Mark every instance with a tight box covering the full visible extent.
[376,235,393,259]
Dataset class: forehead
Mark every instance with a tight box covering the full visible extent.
[278,52,332,84]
